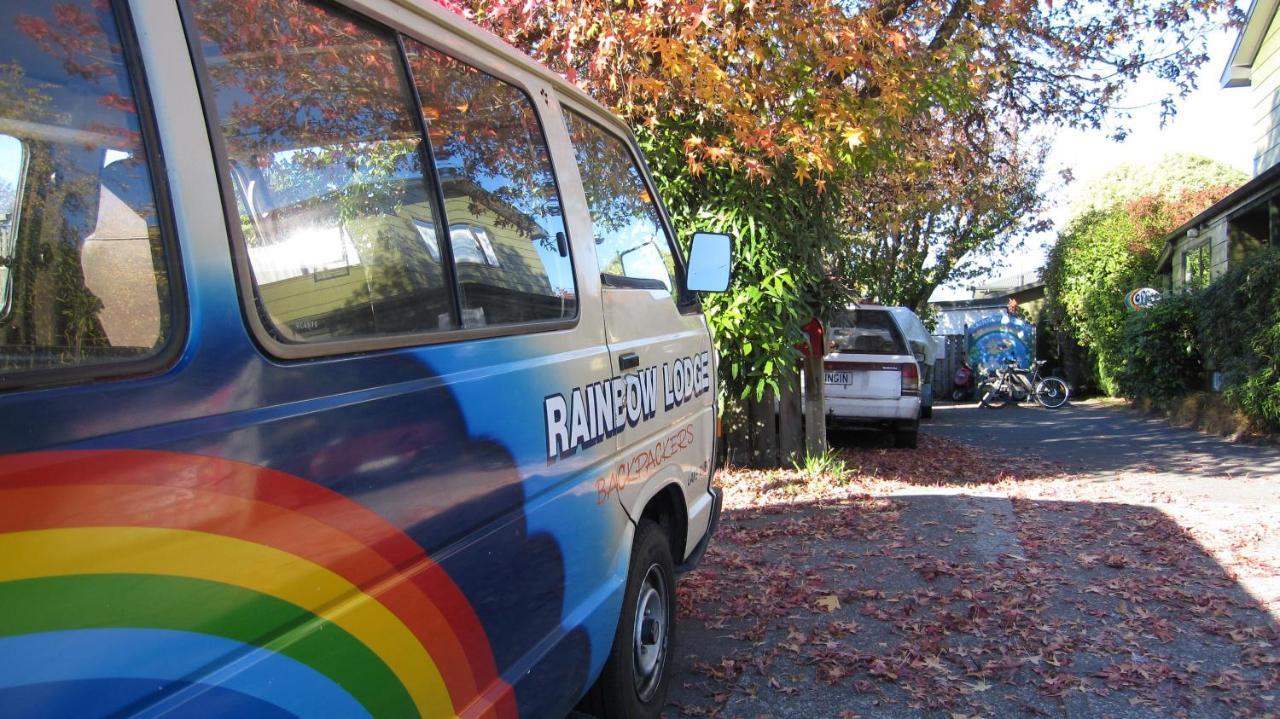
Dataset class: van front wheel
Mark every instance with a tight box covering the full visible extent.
[581,519,674,718]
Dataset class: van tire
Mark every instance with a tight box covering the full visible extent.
[580,519,674,719]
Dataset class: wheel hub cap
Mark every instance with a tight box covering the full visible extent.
[632,564,668,700]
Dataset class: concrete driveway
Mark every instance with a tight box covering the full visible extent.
[665,400,1280,718]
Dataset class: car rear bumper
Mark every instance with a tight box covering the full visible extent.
[825,396,919,423]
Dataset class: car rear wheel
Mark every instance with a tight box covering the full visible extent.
[580,518,674,719]
[892,421,919,449]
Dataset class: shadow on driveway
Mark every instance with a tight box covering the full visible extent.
[670,481,1279,718]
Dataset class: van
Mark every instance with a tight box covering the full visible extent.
[886,306,938,418]
[0,2,731,718]
[823,305,921,448]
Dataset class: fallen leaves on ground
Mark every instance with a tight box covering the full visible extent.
[670,435,1280,718]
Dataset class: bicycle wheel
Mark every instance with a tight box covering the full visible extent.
[1035,377,1070,408]
[978,382,1003,408]
[976,382,991,407]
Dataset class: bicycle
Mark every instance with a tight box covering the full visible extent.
[977,359,1070,409]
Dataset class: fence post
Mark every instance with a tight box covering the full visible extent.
[723,394,751,467]
[748,388,779,468]
[778,371,803,467]
[803,354,827,457]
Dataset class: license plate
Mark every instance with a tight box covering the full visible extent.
[825,371,852,385]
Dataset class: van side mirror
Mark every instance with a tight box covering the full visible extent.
[686,231,732,292]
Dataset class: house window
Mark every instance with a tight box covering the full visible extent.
[1184,243,1210,290]
[450,224,500,267]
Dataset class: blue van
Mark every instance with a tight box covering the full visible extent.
[0,1,730,717]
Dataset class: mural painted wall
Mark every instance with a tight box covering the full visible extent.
[966,312,1035,374]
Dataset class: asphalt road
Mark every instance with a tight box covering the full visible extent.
[926,398,1280,480]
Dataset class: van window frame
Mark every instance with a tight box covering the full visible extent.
[0,0,189,392]
[178,0,581,361]
[556,97,701,314]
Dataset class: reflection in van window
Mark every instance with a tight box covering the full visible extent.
[563,110,677,293]
[405,39,576,328]
[190,0,455,341]
[0,1,174,375]
[0,134,21,319]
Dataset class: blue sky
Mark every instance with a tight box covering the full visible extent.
[930,25,1255,301]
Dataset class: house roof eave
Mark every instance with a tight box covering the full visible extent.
[1153,160,1280,271]
[1222,0,1280,87]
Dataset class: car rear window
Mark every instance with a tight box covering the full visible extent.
[829,309,907,355]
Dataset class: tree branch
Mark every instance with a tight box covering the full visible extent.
[928,0,972,51]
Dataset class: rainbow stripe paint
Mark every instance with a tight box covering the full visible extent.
[0,450,519,718]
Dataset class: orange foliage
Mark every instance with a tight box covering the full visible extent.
[460,0,1235,187]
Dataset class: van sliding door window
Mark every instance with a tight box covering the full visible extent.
[0,0,177,379]
[404,40,576,328]
[188,0,455,342]
[562,110,677,294]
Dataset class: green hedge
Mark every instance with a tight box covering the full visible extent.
[1197,248,1280,431]
[1042,208,1154,395]
[1116,290,1203,407]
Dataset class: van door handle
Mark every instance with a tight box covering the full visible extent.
[619,352,640,370]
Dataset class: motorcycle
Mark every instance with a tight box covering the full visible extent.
[951,361,975,401]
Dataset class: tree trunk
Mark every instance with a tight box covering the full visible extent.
[778,371,803,467]
[802,354,828,458]
[748,388,778,468]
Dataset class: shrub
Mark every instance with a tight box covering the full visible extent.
[1042,155,1243,395]
[1115,290,1203,406]
[795,448,849,483]
[1197,247,1280,431]
[1042,208,1154,394]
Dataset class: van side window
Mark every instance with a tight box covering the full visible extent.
[562,110,677,294]
[404,40,576,328]
[189,0,456,342]
[0,1,176,378]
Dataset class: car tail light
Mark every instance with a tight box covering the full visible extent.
[901,363,919,395]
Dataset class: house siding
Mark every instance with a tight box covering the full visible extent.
[1253,13,1280,174]
[1211,217,1231,279]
